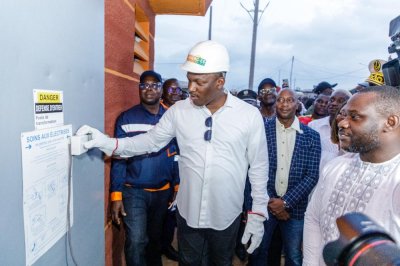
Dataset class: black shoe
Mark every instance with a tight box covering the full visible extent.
[163,245,179,261]
[235,243,247,262]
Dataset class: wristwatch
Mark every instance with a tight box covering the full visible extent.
[283,200,289,209]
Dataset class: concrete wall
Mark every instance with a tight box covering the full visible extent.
[0,0,105,265]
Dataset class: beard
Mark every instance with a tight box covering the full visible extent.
[344,128,380,154]
[260,99,276,107]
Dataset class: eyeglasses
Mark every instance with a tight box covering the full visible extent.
[259,88,276,95]
[204,117,212,141]
[167,87,182,95]
[139,82,162,91]
[277,97,297,104]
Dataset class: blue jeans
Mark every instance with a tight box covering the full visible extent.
[249,213,304,266]
[122,187,169,266]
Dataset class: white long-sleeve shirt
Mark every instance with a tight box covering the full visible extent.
[116,92,269,230]
[303,153,400,266]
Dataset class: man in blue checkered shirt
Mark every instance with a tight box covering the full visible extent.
[249,88,321,266]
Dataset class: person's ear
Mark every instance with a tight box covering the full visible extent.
[384,115,400,132]
[216,77,225,90]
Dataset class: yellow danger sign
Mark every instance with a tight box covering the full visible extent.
[36,92,62,103]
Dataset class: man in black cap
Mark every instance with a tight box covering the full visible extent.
[258,78,278,121]
[110,70,179,266]
[312,81,337,96]
[305,81,337,115]
[237,89,259,107]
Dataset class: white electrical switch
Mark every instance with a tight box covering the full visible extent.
[71,134,91,155]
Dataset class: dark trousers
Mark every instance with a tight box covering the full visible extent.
[176,210,241,266]
[235,212,247,249]
[162,207,177,249]
[122,187,169,266]
[267,227,283,266]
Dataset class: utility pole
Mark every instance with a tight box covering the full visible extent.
[289,56,294,89]
[241,1,269,90]
[248,0,259,91]
[278,69,281,87]
[208,6,213,40]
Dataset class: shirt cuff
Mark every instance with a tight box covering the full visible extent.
[114,138,125,156]
[110,192,122,201]
[251,203,268,219]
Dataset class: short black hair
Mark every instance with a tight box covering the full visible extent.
[358,86,400,117]
[162,78,178,90]
[215,72,226,78]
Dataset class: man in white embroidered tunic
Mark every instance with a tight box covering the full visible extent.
[303,86,400,266]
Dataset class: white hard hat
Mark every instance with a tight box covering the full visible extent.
[181,40,230,73]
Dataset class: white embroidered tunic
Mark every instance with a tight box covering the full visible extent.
[303,153,400,265]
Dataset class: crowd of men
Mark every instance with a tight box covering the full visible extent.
[77,40,400,266]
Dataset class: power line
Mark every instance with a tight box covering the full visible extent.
[294,57,366,76]
[293,66,366,81]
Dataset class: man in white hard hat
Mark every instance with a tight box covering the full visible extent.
[77,40,269,265]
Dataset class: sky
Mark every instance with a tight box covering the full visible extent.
[154,0,400,92]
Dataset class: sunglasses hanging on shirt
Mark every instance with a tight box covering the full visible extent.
[204,116,212,141]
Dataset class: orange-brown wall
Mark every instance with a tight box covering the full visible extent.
[105,0,155,265]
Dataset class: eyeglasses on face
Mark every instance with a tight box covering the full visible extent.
[167,87,182,95]
[139,82,162,91]
[204,116,212,141]
[259,88,276,95]
[277,97,296,104]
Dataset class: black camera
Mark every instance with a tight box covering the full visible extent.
[323,212,400,266]
[383,15,400,88]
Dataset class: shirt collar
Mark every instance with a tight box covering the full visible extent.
[276,116,303,134]
[223,89,235,108]
[139,102,166,116]
[160,99,170,110]
[322,116,331,126]
[191,89,234,112]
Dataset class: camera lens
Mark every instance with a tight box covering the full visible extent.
[323,213,400,266]
[343,236,400,266]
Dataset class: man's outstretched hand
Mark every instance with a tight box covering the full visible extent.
[76,125,117,156]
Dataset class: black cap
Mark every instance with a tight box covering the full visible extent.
[313,81,337,94]
[258,78,277,92]
[140,70,162,83]
[237,89,258,100]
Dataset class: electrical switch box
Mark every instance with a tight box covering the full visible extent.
[71,134,91,155]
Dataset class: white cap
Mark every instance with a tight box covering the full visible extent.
[181,40,230,73]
